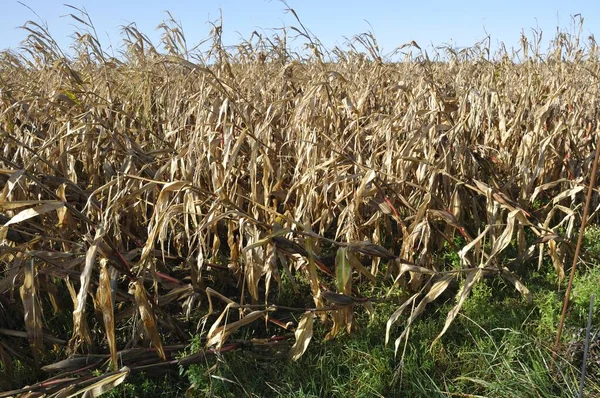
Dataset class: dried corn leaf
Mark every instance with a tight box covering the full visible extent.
[335,247,351,293]
[385,293,419,345]
[41,354,104,373]
[0,201,64,241]
[0,199,63,211]
[64,367,130,398]
[390,274,454,355]
[96,261,118,370]
[19,259,43,367]
[243,249,262,302]
[65,277,92,347]
[347,240,397,260]
[530,178,571,203]
[324,306,348,341]
[206,308,266,349]
[134,280,166,360]
[396,259,436,278]
[305,235,321,297]
[289,311,314,361]
[41,276,60,314]
[501,268,532,304]
[551,185,585,205]
[355,170,377,210]
[1,201,64,222]
[0,169,26,203]
[548,239,565,284]
[70,227,103,353]
[56,184,74,232]
[346,250,377,282]
[433,268,483,346]
[321,290,356,306]
[490,209,519,258]
[459,225,490,266]
[139,181,190,264]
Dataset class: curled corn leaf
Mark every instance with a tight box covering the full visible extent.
[335,247,351,293]
[96,261,118,370]
[206,307,266,349]
[289,311,314,361]
[134,280,166,361]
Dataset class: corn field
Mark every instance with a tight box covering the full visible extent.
[0,8,599,395]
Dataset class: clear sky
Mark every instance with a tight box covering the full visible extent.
[1,0,599,58]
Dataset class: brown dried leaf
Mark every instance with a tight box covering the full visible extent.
[530,178,571,203]
[390,274,454,355]
[41,354,104,373]
[433,269,483,346]
[551,185,585,206]
[19,259,43,367]
[548,239,565,284]
[206,308,266,349]
[139,181,190,264]
[96,261,118,370]
[0,199,63,211]
[396,258,436,278]
[355,170,377,211]
[320,290,356,306]
[243,250,262,302]
[346,250,377,282]
[324,306,348,341]
[501,268,533,304]
[347,240,396,260]
[134,280,166,360]
[459,225,490,267]
[335,247,352,293]
[385,293,419,345]
[70,227,103,353]
[0,169,26,204]
[0,201,65,241]
[56,184,73,232]
[490,209,519,258]
[66,367,130,398]
[289,311,314,361]
[305,235,322,301]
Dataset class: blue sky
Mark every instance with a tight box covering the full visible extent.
[1,1,599,58]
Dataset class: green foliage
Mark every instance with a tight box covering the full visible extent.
[437,237,464,269]
[534,289,563,338]
[0,358,40,392]
[570,265,600,324]
[583,224,600,260]
[103,373,187,398]
[394,279,590,397]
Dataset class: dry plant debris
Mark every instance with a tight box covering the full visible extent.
[0,7,598,396]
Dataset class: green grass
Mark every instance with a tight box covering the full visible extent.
[183,300,401,398]
[104,272,598,397]
[103,372,188,398]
